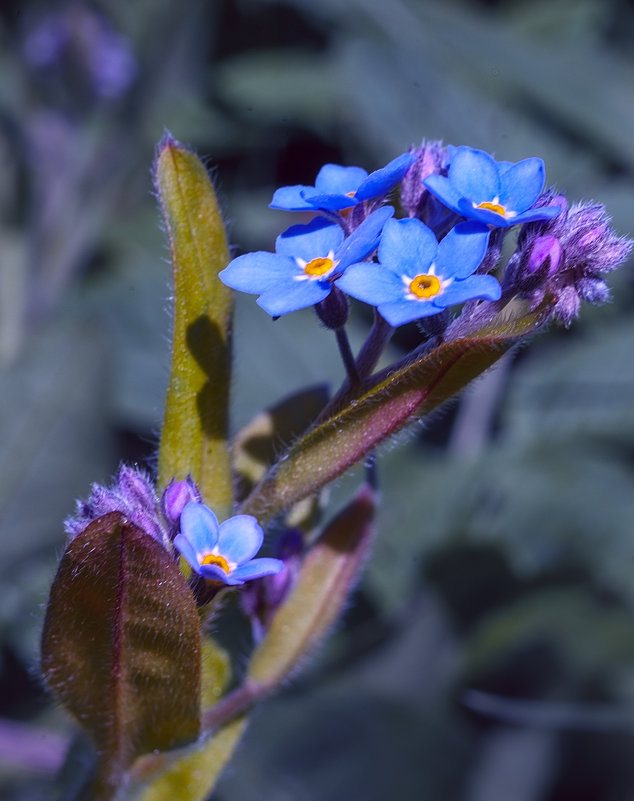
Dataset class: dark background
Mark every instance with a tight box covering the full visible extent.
[1,1,634,799]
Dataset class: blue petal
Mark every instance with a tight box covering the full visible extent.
[335,206,394,269]
[230,557,285,582]
[173,532,203,572]
[377,298,443,327]
[314,164,367,195]
[336,262,404,305]
[512,205,563,225]
[257,280,330,315]
[378,218,438,276]
[355,152,416,201]
[276,217,344,261]
[422,174,464,216]
[220,252,298,294]
[270,185,315,211]
[217,515,263,564]
[435,222,490,280]
[179,502,219,558]
[448,147,500,205]
[498,158,544,213]
[300,189,362,211]
[437,274,501,307]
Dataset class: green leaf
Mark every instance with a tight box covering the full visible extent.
[241,302,550,522]
[126,718,247,801]
[154,136,233,516]
[41,513,201,800]
[247,483,376,687]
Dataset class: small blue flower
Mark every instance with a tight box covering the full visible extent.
[336,218,501,327]
[423,146,561,228]
[174,502,283,586]
[219,206,393,316]
[270,153,414,212]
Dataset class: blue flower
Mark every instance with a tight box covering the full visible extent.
[270,153,414,212]
[336,218,501,327]
[423,146,561,228]
[174,502,283,586]
[219,206,394,316]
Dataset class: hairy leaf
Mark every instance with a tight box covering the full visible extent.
[126,638,236,801]
[41,513,201,800]
[248,483,376,686]
[241,301,550,522]
[155,136,233,515]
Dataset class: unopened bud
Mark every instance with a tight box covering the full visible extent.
[527,235,562,277]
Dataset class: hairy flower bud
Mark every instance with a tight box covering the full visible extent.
[506,196,632,326]
[161,476,201,540]
[65,465,167,547]
[241,528,304,641]
[400,141,448,217]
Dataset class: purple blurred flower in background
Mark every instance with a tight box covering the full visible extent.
[23,6,137,100]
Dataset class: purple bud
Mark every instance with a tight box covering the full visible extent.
[577,276,611,304]
[117,465,157,511]
[65,465,168,547]
[161,477,201,541]
[553,285,581,328]
[577,226,608,251]
[526,235,562,277]
[242,529,304,641]
[162,479,199,523]
[400,141,448,219]
[507,197,632,325]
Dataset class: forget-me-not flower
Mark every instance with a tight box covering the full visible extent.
[270,153,414,213]
[174,502,283,586]
[219,206,393,316]
[423,146,561,228]
[336,218,501,327]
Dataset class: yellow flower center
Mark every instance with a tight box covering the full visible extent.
[409,273,442,299]
[201,553,231,574]
[476,201,506,216]
[304,256,334,277]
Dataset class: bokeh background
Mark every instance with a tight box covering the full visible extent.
[1,0,634,799]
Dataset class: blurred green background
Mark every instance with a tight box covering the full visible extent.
[1,0,634,799]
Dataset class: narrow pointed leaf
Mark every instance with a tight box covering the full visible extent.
[155,136,233,515]
[41,513,201,800]
[241,301,552,522]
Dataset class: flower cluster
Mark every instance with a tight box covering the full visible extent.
[66,466,283,590]
[220,142,630,337]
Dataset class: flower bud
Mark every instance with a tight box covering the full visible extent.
[526,235,562,277]
[315,285,349,330]
[400,141,448,219]
[161,476,202,541]
[241,528,304,641]
[65,465,167,547]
